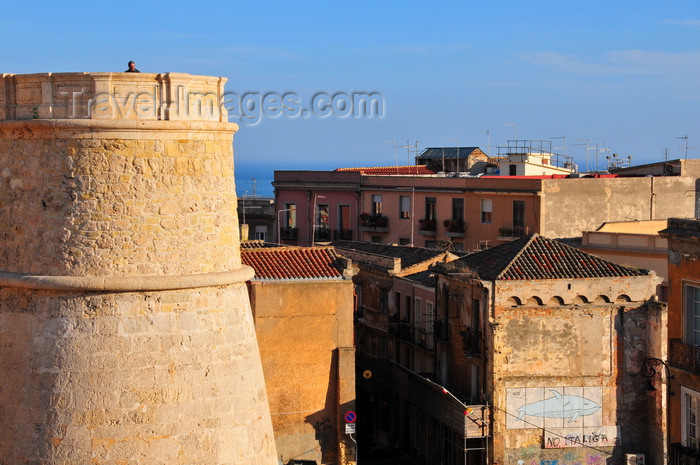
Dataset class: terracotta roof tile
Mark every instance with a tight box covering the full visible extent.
[334,165,436,175]
[436,234,648,280]
[240,240,281,249]
[241,247,344,280]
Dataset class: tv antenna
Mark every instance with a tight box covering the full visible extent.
[383,139,399,173]
[677,135,689,159]
[398,140,421,166]
[482,130,491,156]
[572,139,590,172]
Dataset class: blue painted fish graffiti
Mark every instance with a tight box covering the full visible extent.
[516,389,600,422]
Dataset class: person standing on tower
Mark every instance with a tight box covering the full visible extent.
[125,61,140,72]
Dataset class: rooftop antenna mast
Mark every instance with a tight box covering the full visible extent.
[252,177,257,197]
[572,139,590,172]
[550,136,567,155]
[383,139,399,173]
[504,123,517,140]
[398,140,422,166]
[597,143,610,172]
[482,130,491,156]
[677,135,689,159]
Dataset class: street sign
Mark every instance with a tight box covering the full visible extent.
[344,411,357,423]
[345,423,356,434]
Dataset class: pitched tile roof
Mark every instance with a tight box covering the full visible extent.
[240,240,282,249]
[332,240,447,269]
[399,269,436,287]
[241,247,344,281]
[334,165,436,175]
[416,147,484,160]
[435,234,648,280]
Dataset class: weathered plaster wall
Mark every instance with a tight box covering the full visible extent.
[541,177,697,239]
[490,294,661,465]
[251,279,356,465]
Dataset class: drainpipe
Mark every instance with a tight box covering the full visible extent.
[650,177,655,220]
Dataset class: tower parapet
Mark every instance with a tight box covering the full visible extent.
[0,73,278,464]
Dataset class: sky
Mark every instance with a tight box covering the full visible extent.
[3,1,700,196]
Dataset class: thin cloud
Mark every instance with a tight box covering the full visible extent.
[664,18,700,27]
[216,46,303,60]
[519,50,700,76]
[383,44,470,55]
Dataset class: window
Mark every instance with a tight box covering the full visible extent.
[285,203,297,228]
[414,297,421,327]
[338,205,350,230]
[254,225,267,241]
[685,283,700,345]
[395,291,401,316]
[481,199,492,224]
[471,298,481,329]
[405,295,412,321]
[372,194,383,215]
[425,197,436,220]
[371,235,382,243]
[452,198,464,221]
[316,204,329,228]
[380,289,388,314]
[425,301,434,349]
[400,196,411,219]
[509,164,517,176]
[513,200,525,228]
[682,387,700,448]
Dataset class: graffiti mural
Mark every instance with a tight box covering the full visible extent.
[507,387,603,430]
[516,390,600,423]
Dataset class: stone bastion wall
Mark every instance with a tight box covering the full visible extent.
[0,72,278,464]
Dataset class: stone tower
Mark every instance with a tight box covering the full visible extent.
[0,73,278,464]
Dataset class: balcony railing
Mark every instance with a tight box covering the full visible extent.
[498,225,529,238]
[670,338,700,374]
[280,227,298,239]
[314,227,331,242]
[671,442,700,465]
[419,218,437,232]
[460,328,482,357]
[443,219,466,233]
[334,229,353,240]
[359,213,389,231]
[434,320,450,341]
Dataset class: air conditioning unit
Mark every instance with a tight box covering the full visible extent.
[625,453,645,465]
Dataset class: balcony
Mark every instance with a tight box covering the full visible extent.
[314,227,331,242]
[670,338,700,374]
[359,213,389,232]
[498,225,530,240]
[434,320,450,341]
[460,328,482,357]
[334,229,353,240]
[418,218,437,235]
[443,219,466,238]
[280,227,298,240]
[671,442,700,465]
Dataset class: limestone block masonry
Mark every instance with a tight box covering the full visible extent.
[0,73,279,464]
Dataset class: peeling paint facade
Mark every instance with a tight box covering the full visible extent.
[434,235,665,465]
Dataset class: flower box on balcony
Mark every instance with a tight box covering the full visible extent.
[360,213,389,229]
[443,219,466,233]
[419,218,437,231]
